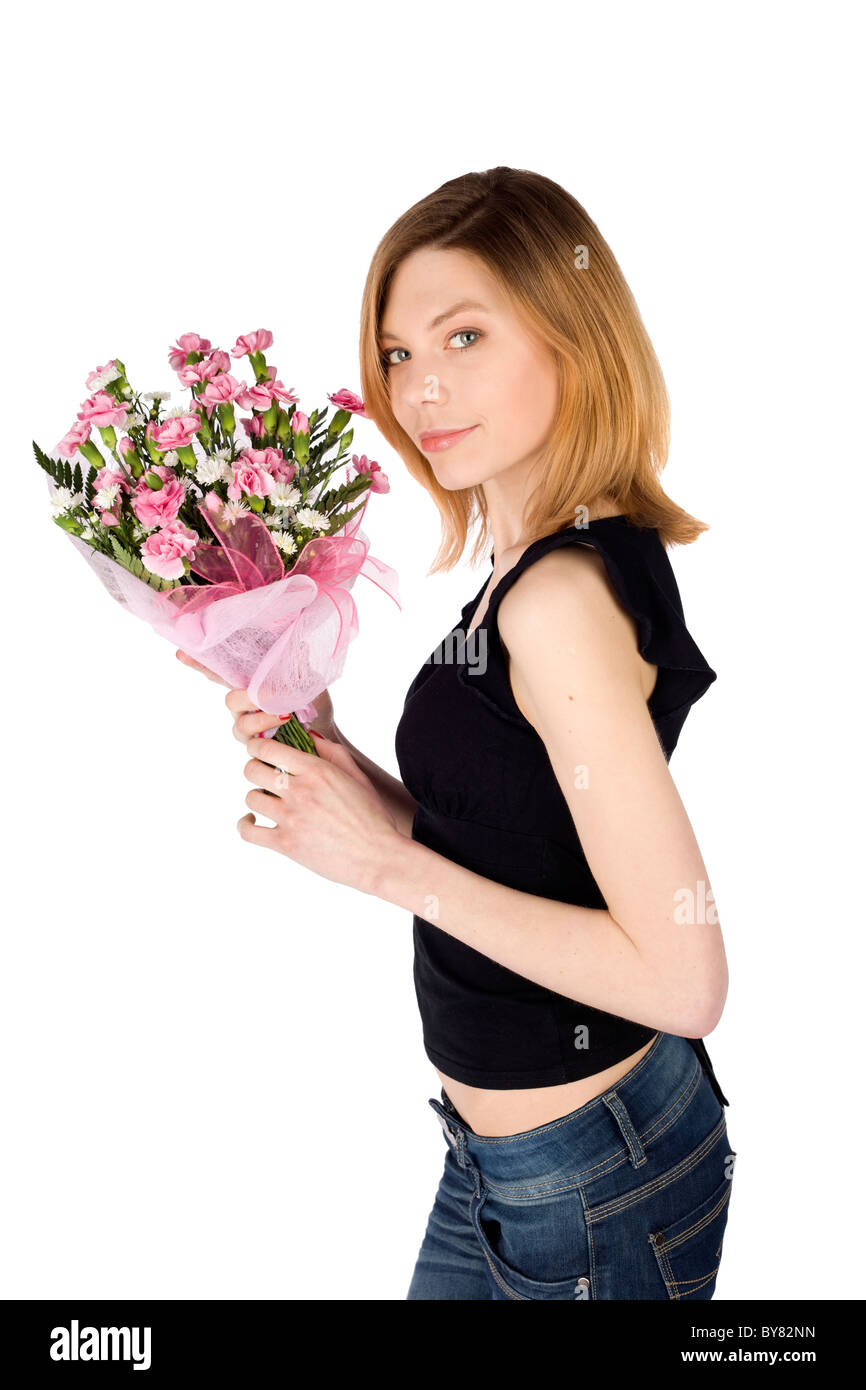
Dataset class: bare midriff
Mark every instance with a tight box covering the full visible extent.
[435,1034,660,1137]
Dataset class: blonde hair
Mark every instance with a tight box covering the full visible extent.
[359,165,709,571]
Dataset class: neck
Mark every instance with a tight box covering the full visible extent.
[487,494,622,563]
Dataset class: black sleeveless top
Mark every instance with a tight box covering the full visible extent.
[394,516,728,1103]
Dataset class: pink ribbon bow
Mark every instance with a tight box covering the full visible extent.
[147,490,400,714]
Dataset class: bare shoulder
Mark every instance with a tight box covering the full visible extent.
[497,544,658,710]
[497,542,628,648]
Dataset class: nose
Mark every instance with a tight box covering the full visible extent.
[393,359,449,414]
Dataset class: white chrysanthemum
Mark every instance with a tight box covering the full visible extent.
[160,449,180,468]
[49,487,84,516]
[271,531,298,557]
[90,365,123,391]
[221,500,251,525]
[80,521,96,540]
[143,390,172,403]
[93,483,121,509]
[295,507,329,532]
[270,483,301,511]
[165,404,191,419]
[195,454,233,486]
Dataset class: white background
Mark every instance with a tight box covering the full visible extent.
[3,0,862,1301]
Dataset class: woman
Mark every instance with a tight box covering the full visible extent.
[179,167,736,1300]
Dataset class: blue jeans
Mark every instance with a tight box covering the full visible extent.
[407,1031,736,1300]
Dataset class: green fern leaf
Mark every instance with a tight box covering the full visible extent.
[109,534,182,591]
[83,464,97,508]
[32,440,68,488]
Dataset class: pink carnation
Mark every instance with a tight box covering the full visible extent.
[85,360,119,391]
[328,388,367,418]
[93,464,132,497]
[132,465,186,528]
[352,453,389,493]
[236,368,298,413]
[269,455,297,484]
[151,414,202,451]
[199,373,245,411]
[118,435,137,457]
[140,520,198,580]
[228,456,276,502]
[56,419,92,457]
[236,446,293,481]
[264,366,298,405]
[262,446,287,472]
[236,381,276,412]
[168,333,212,371]
[204,349,231,373]
[76,391,130,429]
[291,410,310,435]
[241,414,266,439]
[176,359,221,388]
[231,329,274,358]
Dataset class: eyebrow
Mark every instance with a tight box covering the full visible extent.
[378,299,489,344]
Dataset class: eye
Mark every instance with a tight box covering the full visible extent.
[379,329,483,370]
[380,347,409,369]
[447,329,482,351]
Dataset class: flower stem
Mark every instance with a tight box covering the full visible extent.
[272,714,319,756]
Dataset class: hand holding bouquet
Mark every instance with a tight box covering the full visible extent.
[34,329,400,754]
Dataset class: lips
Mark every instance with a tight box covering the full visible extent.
[418,425,478,451]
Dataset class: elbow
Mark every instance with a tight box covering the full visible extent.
[679,999,724,1040]
[677,972,728,1040]
[648,947,728,1040]
[618,911,729,1039]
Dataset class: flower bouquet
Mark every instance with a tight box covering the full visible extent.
[33,329,400,755]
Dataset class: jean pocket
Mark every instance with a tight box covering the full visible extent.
[648,1160,736,1300]
[470,1185,593,1301]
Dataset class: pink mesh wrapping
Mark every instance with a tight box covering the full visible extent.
[47,475,400,719]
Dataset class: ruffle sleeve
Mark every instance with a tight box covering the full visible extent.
[455,522,717,756]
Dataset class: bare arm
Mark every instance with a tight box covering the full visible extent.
[368,548,728,1039]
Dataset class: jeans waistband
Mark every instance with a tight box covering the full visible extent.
[428,1031,728,1186]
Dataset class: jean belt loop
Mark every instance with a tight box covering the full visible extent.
[436,1111,467,1168]
[602,1088,647,1169]
[451,1124,467,1169]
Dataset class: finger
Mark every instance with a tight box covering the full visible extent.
[237,811,276,845]
[175,650,232,687]
[244,789,287,817]
[245,739,309,776]
[233,708,296,743]
[225,687,261,716]
[307,732,371,788]
[244,753,296,795]
[245,787,283,820]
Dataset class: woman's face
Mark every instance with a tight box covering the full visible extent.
[378,246,559,493]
